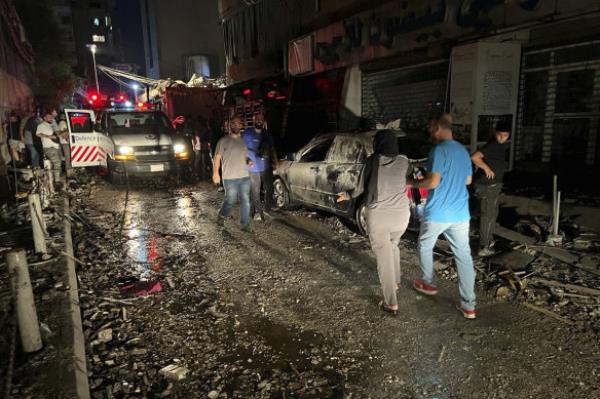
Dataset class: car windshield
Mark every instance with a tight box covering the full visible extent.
[108,112,171,135]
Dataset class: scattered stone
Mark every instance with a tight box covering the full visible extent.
[97,329,113,343]
[159,364,189,381]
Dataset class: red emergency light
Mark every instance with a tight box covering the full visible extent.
[91,94,98,101]
[243,88,252,96]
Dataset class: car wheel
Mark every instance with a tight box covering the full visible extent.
[273,178,290,209]
[355,201,368,236]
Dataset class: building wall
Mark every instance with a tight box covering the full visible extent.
[51,1,77,67]
[219,0,390,83]
[139,0,160,79]
[0,0,33,115]
[68,0,116,88]
[152,0,225,80]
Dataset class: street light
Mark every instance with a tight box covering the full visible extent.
[131,83,139,103]
[88,44,99,92]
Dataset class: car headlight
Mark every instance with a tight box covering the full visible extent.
[173,143,185,153]
[118,146,133,155]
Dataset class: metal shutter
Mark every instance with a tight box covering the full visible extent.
[362,60,448,130]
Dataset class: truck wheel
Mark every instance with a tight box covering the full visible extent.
[273,179,290,209]
[108,164,124,185]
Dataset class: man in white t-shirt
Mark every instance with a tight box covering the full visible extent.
[36,110,62,186]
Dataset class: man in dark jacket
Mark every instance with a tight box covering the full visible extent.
[471,121,511,257]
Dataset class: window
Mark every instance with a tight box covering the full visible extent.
[300,137,334,162]
[551,118,590,164]
[555,70,595,113]
[185,55,211,79]
[522,71,548,125]
[327,136,365,163]
[108,112,171,135]
[69,113,93,133]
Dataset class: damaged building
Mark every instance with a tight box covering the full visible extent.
[220,0,600,184]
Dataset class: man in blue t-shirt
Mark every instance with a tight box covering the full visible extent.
[407,113,476,319]
[241,113,277,221]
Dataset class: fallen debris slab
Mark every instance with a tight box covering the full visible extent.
[523,303,574,325]
[531,278,600,297]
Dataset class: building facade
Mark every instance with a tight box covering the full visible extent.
[220,0,600,177]
[48,0,117,93]
[0,0,34,115]
[140,0,225,81]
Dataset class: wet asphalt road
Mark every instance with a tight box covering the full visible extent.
[75,178,599,399]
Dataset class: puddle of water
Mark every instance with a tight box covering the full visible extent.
[176,194,194,220]
[122,201,162,279]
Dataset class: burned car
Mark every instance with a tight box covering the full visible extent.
[273,130,431,234]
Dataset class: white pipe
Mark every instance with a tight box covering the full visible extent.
[554,191,561,236]
[28,193,47,255]
[552,175,557,231]
[7,249,43,353]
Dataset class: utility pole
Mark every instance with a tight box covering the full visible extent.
[90,44,99,92]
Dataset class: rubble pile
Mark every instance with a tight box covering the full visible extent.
[71,176,354,398]
[0,184,81,398]
[480,216,600,332]
[291,207,600,332]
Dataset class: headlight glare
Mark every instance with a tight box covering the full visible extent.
[173,143,185,153]
[118,146,133,155]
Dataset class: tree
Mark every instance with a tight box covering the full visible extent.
[14,0,80,106]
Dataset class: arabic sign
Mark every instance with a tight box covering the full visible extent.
[293,0,599,75]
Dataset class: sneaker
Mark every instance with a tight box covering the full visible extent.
[477,247,495,257]
[253,213,263,221]
[216,216,225,227]
[240,224,251,232]
[456,304,477,319]
[412,279,438,296]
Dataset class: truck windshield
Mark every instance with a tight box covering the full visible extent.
[108,112,171,135]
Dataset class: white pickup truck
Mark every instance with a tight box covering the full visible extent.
[65,108,191,184]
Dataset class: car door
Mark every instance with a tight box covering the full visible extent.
[326,135,369,214]
[65,109,114,167]
[286,135,334,207]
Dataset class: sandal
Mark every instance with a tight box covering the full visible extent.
[379,301,398,316]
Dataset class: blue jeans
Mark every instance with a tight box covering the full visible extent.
[219,177,251,227]
[418,220,476,310]
[27,145,40,168]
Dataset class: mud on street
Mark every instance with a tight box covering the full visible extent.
[71,176,599,399]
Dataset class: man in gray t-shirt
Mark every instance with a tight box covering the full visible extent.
[213,116,254,230]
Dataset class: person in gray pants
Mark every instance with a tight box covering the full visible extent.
[338,130,411,315]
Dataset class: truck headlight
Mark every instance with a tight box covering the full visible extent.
[118,146,133,155]
[173,143,188,159]
[115,145,134,160]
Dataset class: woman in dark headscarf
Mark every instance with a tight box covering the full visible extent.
[338,130,411,315]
